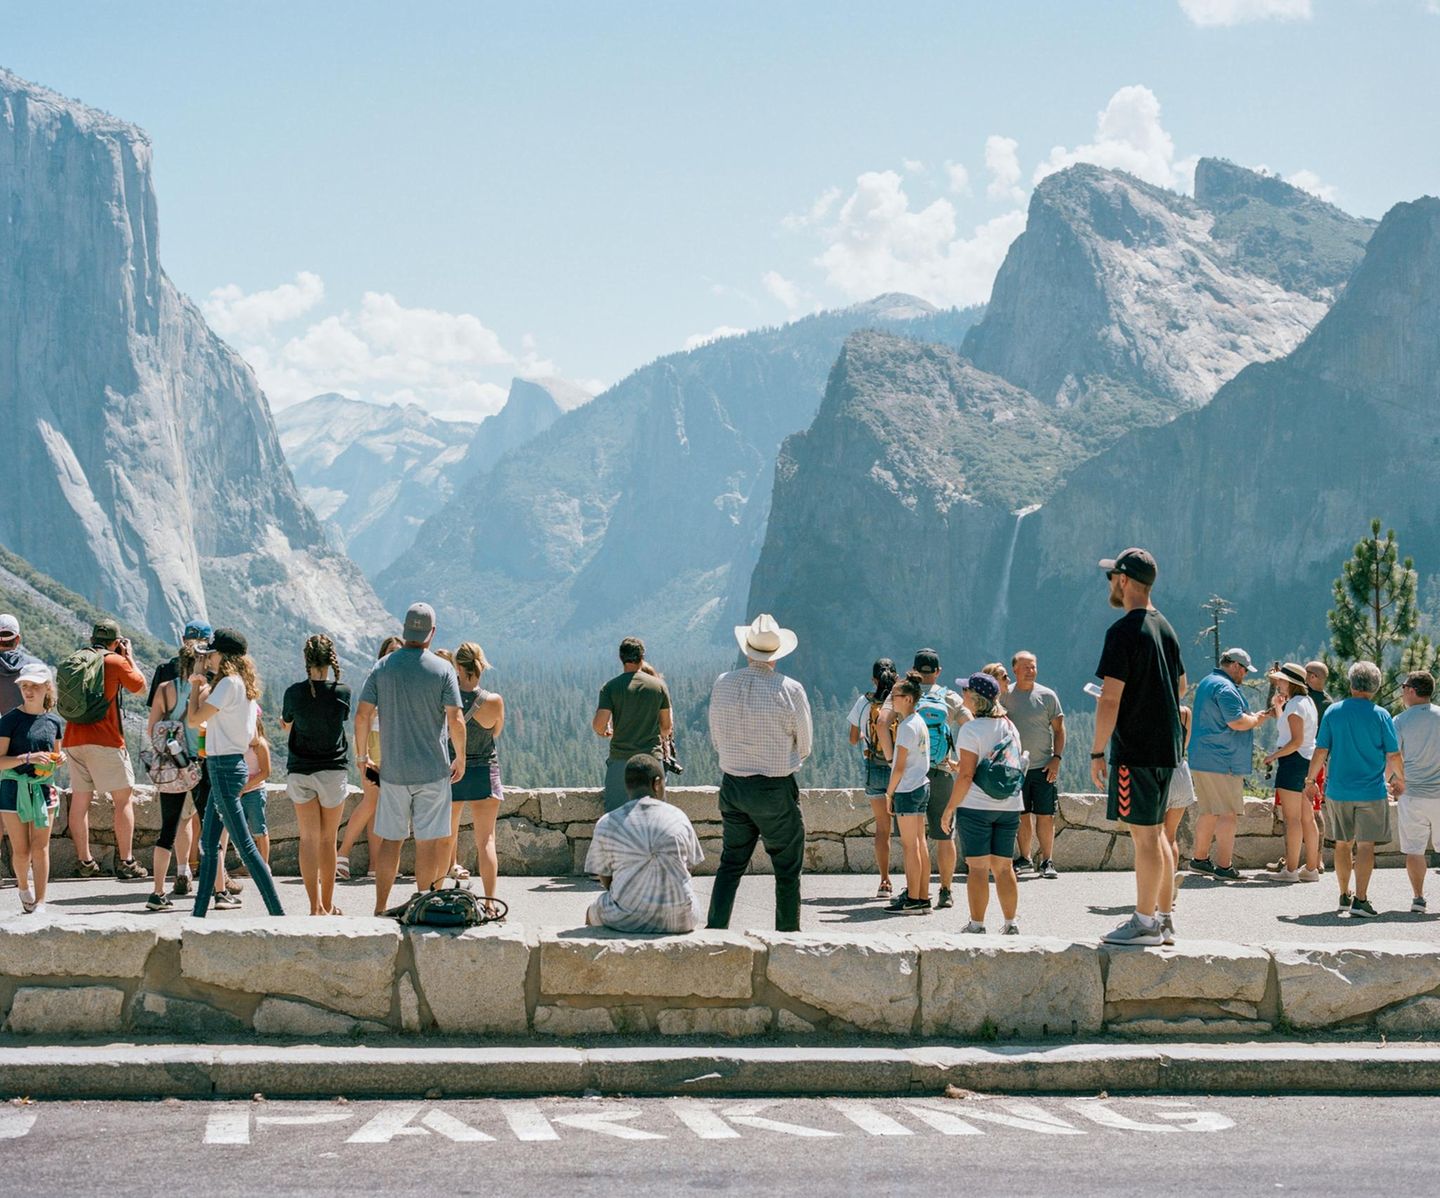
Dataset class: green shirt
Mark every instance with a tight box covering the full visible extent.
[598,670,670,761]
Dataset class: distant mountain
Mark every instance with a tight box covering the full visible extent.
[0,67,388,676]
[378,297,984,656]
[463,376,592,476]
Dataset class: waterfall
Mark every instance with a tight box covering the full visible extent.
[989,505,1039,654]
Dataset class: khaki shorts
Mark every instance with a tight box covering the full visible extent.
[287,770,350,809]
[65,743,136,794]
[1397,795,1440,855]
[1193,770,1245,817]
[1325,798,1392,845]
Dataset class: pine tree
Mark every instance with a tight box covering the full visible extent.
[1324,518,1437,710]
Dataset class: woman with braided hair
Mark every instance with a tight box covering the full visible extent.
[448,641,505,904]
[281,633,353,915]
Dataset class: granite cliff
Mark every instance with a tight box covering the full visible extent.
[0,68,388,671]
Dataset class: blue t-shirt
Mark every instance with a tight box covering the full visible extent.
[1188,669,1253,775]
[1315,697,1399,802]
[358,648,462,785]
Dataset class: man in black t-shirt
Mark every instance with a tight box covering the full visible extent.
[1089,547,1187,948]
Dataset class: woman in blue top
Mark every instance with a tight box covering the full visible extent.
[0,662,64,916]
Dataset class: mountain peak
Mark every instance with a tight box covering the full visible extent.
[847,293,938,321]
[1195,157,1329,213]
[0,66,144,141]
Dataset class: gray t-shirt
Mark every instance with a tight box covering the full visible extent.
[1394,703,1440,801]
[1008,683,1064,763]
[359,647,463,785]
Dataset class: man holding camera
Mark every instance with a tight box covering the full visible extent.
[64,619,147,879]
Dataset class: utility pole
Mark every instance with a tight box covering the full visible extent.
[1197,594,1236,669]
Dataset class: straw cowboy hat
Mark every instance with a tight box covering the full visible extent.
[1267,662,1309,691]
[734,613,798,662]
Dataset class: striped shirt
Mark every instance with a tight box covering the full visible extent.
[584,797,704,933]
[707,664,813,778]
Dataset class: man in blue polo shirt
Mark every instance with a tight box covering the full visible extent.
[1304,660,1403,919]
[1188,648,1273,879]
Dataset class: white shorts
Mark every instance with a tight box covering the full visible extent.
[375,777,452,842]
[1397,794,1440,855]
[287,770,350,809]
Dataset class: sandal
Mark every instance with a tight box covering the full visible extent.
[335,855,350,881]
[876,879,892,898]
[449,863,471,881]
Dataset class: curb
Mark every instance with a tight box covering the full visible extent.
[3,1042,1438,1099]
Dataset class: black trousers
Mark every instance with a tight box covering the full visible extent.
[706,772,805,932]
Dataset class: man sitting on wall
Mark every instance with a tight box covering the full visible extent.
[585,753,703,933]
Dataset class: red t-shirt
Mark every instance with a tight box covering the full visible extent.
[63,653,146,750]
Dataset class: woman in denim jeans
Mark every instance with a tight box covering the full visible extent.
[186,628,285,917]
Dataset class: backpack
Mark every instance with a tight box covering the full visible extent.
[142,719,203,794]
[385,878,509,928]
[974,720,1027,801]
[55,647,112,724]
[916,686,955,768]
[864,698,899,762]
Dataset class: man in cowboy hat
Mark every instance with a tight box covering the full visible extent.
[705,613,813,932]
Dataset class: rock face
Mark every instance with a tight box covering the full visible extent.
[378,296,983,657]
[0,68,388,669]
[463,375,591,476]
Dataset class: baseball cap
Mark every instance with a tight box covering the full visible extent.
[403,602,436,641]
[1220,647,1259,673]
[182,619,214,642]
[913,648,940,673]
[1098,547,1157,586]
[91,618,121,644]
[0,614,19,640]
[960,672,1000,702]
[198,627,248,656]
[16,662,51,686]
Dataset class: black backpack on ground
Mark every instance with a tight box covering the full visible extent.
[384,878,508,927]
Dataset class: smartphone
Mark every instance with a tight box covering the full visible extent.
[364,764,380,784]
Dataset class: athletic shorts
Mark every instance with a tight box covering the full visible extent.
[1325,797,1392,845]
[376,776,453,842]
[1107,763,1172,827]
[925,767,955,841]
[891,782,929,816]
[1022,767,1058,816]
[453,761,503,803]
[1397,795,1440,855]
[287,770,349,809]
[1193,770,1246,817]
[64,743,134,794]
[956,808,1020,859]
[1166,760,1197,810]
[1273,752,1310,794]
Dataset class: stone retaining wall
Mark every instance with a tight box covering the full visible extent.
[0,917,1436,1040]
[23,784,1415,879]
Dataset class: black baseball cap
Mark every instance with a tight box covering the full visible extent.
[913,648,940,673]
[1098,547,1157,586]
[199,627,248,656]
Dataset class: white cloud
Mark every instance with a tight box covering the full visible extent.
[207,275,566,422]
[814,169,1026,308]
[945,162,971,195]
[683,326,748,351]
[984,136,1026,203]
[762,270,807,314]
[781,186,842,231]
[1284,168,1339,203]
[1178,0,1311,26]
[1032,85,1198,192]
[902,158,927,175]
[203,271,324,342]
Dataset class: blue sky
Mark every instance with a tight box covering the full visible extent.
[4,0,1438,419]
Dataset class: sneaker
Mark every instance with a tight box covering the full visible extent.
[114,858,149,881]
[1297,867,1321,882]
[172,874,191,896]
[961,920,986,934]
[1040,859,1058,879]
[19,891,36,914]
[899,896,932,916]
[1101,914,1165,947]
[145,892,174,912]
[1159,913,1176,945]
[224,878,244,895]
[212,891,242,910]
[1213,865,1241,881]
[75,858,102,878]
[1338,891,1354,914]
[935,887,953,910]
[885,894,907,913]
[1350,897,1379,919]
[1264,858,1287,873]
[876,879,893,899]
[28,902,47,918]
[1188,857,1216,875]
[1012,855,1030,874]
[1412,895,1428,914]
[1273,868,1300,882]
[1001,921,1020,935]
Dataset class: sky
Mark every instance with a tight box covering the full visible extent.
[4,0,1438,420]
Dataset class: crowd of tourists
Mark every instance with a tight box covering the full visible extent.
[0,546,1436,942]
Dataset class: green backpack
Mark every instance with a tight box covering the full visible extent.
[56,647,112,724]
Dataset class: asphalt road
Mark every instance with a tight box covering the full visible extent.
[14,862,1437,944]
[1,1095,1430,1195]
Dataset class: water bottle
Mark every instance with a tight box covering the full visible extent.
[167,737,184,758]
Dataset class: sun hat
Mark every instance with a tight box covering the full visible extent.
[734,613,798,662]
[1268,662,1309,691]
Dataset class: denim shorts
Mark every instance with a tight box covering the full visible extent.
[956,807,1020,859]
[240,787,268,836]
[863,754,890,797]
[891,782,930,816]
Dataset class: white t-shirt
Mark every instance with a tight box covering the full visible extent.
[953,716,1027,812]
[206,675,259,757]
[1278,695,1318,758]
[847,693,872,750]
[892,712,932,793]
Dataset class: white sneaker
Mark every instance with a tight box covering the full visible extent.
[1102,913,1164,947]
[1001,921,1020,935]
[1273,868,1300,882]
[1297,867,1322,882]
[28,903,47,918]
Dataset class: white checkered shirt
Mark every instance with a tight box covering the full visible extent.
[585,797,703,933]
[707,664,813,778]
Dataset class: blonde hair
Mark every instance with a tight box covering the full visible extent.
[455,641,489,680]
[215,653,262,701]
[434,648,455,665]
[982,662,1010,685]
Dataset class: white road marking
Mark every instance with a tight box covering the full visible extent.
[206,1107,354,1145]
[900,1104,984,1135]
[714,1101,840,1138]
[421,1110,497,1142]
[551,1106,667,1141]
[499,1102,561,1141]
[0,1109,38,1139]
[952,1102,1086,1135]
[828,1101,914,1136]
[669,1102,743,1140]
[1067,1101,1181,1133]
[346,1106,496,1143]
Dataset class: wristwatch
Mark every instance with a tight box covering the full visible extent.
[1090,751,1105,760]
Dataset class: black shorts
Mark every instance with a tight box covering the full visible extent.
[925,767,955,841]
[1022,767,1057,816]
[1107,763,1172,827]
